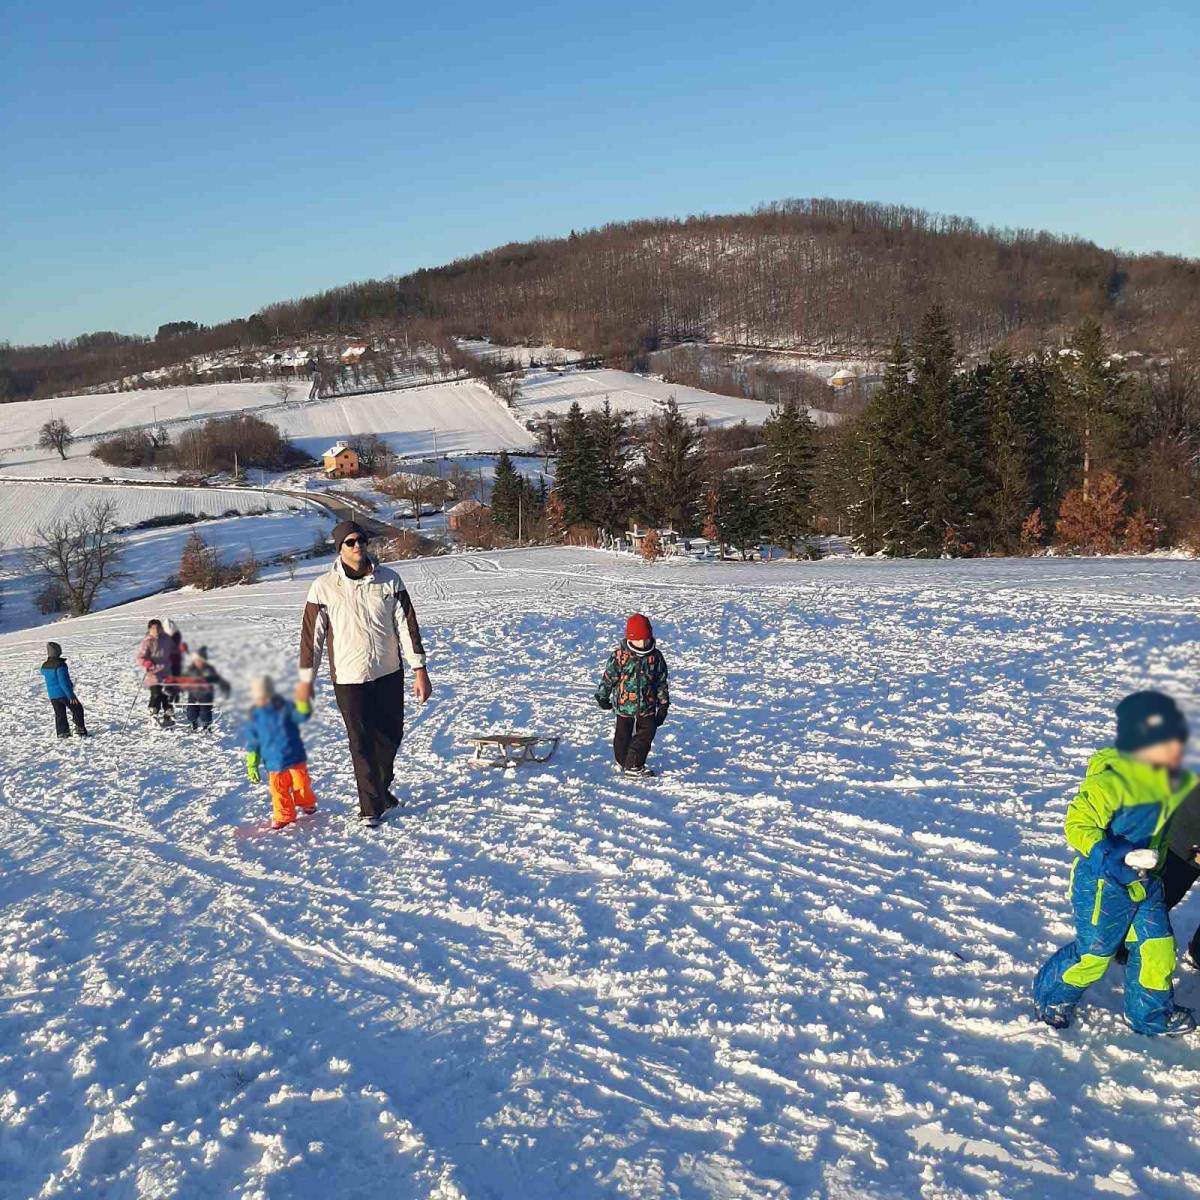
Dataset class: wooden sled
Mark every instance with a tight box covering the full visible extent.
[466,734,560,768]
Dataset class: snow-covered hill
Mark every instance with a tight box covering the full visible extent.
[2,550,1199,1198]
[515,368,838,428]
[0,480,307,551]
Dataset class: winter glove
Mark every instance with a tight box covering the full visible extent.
[597,696,613,711]
[246,750,262,785]
[655,705,669,727]
[1087,837,1141,888]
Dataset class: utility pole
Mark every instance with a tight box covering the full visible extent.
[518,491,523,542]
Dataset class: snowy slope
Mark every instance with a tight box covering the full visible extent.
[267,379,536,459]
[2,550,1200,1198]
[515,368,840,428]
[0,480,306,550]
[0,382,289,454]
[0,509,329,635]
[0,379,536,476]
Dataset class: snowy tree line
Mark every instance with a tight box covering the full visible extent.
[824,308,1200,556]
[528,309,1200,559]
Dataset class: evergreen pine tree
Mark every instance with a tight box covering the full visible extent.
[910,304,971,555]
[639,397,704,533]
[1055,319,1133,495]
[762,399,818,556]
[490,451,523,538]
[858,338,923,555]
[978,350,1034,553]
[715,471,767,560]
[589,400,630,535]
[554,402,602,527]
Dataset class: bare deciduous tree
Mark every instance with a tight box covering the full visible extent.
[26,500,129,616]
[38,418,73,460]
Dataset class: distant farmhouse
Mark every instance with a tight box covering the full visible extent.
[322,443,360,478]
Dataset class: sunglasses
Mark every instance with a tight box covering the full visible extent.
[342,537,369,548]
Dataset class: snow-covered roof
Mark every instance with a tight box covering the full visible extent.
[323,443,353,458]
[448,499,486,515]
[829,369,857,386]
[341,344,367,360]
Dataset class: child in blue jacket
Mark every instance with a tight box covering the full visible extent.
[245,675,319,829]
[41,641,89,738]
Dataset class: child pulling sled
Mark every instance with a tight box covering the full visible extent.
[595,613,670,777]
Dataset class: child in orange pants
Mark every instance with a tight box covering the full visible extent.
[245,676,319,829]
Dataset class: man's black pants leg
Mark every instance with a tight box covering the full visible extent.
[335,671,405,818]
[51,699,70,737]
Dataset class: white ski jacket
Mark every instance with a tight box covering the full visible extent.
[298,559,426,686]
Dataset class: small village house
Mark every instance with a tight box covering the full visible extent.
[322,443,360,478]
[447,498,490,533]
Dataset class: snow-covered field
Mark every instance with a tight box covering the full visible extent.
[0,383,290,456]
[2,550,1200,1198]
[0,363,827,484]
[514,368,840,428]
[0,480,307,551]
[0,509,329,635]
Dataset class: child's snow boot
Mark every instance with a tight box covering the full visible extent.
[1162,1007,1197,1037]
[359,813,383,828]
[1035,1004,1073,1030]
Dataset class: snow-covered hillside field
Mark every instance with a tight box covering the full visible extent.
[0,481,307,550]
[0,364,817,481]
[514,368,839,428]
[2,550,1200,1198]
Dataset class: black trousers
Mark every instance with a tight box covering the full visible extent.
[334,670,405,818]
[186,702,212,730]
[1162,850,1200,960]
[148,685,173,714]
[613,714,657,770]
[51,698,87,737]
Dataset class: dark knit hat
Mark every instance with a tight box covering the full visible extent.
[331,520,368,549]
[1116,691,1189,753]
[46,641,62,659]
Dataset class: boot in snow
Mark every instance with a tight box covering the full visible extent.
[359,813,383,828]
[1035,1004,1073,1030]
[1162,1007,1197,1037]
[384,792,403,810]
[625,765,656,778]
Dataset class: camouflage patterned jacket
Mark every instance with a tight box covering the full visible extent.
[595,642,670,717]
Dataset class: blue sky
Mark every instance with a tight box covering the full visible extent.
[2,0,1197,344]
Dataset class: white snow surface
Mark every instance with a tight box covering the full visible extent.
[2,550,1200,1198]
[0,480,305,550]
[514,368,839,428]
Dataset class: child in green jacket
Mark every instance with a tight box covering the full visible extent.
[595,613,669,776]
[1033,691,1196,1036]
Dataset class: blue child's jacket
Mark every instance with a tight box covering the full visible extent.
[245,697,310,772]
[41,662,76,701]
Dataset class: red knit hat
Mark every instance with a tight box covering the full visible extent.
[626,613,653,642]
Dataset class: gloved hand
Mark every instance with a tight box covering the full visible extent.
[1088,837,1141,887]
[655,705,669,727]
[597,696,613,711]
[246,750,262,784]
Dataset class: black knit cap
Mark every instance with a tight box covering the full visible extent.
[331,520,368,549]
[1116,691,1189,753]
[46,641,62,659]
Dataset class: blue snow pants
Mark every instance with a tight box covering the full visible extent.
[1033,859,1177,1034]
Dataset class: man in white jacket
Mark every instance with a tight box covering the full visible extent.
[296,521,432,826]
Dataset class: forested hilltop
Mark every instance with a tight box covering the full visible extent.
[5,199,1199,401]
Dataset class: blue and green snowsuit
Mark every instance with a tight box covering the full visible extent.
[1033,749,1197,1034]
